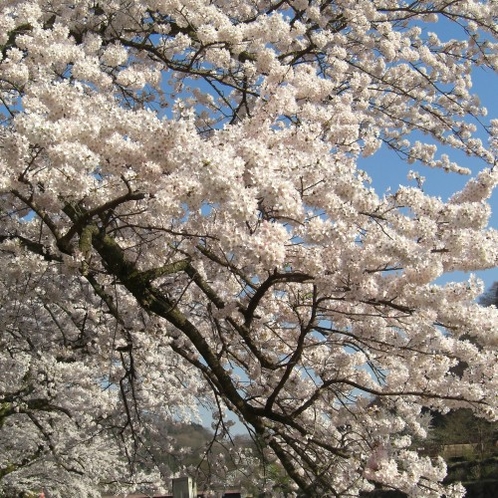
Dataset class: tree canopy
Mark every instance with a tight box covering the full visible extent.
[2,1,498,496]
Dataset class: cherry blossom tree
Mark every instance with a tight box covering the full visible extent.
[2,0,498,496]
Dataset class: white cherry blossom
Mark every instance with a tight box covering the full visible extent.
[1,0,498,496]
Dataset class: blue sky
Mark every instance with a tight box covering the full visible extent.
[358,60,498,295]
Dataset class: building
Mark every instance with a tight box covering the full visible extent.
[103,477,244,498]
